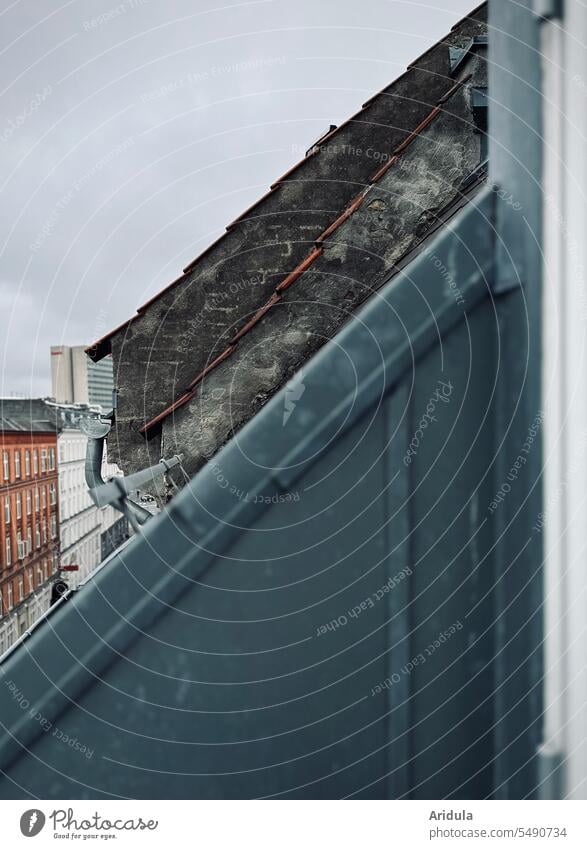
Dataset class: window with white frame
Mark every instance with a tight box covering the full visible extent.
[26,527,32,555]
[34,487,39,512]
[4,496,9,524]
[3,451,9,481]
[35,523,40,549]
[5,536,11,566]
[50,515,56,539]
[49,483,56,506]
[33,450,38,475]
[15,493,21,520]
[25,450,30,476]
[40,449,47,473]
[18,576,23,602]
[37,563,43,585]
[7,583,13,610]
[41,487,46,510]
[42,522,47,544]
[14,451,20,478]
[49,448,55,471]
[26,490,31,515]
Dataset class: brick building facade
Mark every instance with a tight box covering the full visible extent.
[0,423,60,652]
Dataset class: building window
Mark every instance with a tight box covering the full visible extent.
[25,450,30,476]
[40,449,47,473]
[49,448,56,471]
[41,487,46,510]
[33,450,38,475]
[5,536,11,566]
[37,563,43,585]
[18,576,23,602]
[42,522,47,544]
[26,490,31,515]
[50,515,57,539]
[34,487,39,512]
[26,528,32,555]
[15,493,21,520]
[49,483,56,506]
[7,583,13,611]
[17,532,24,561]
[2,452,9,481]
[14,451,21,478]
[35,524,40,549]
[4,496,10,524]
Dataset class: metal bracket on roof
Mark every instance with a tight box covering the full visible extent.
[460,157,489,191]
[449,35,488,76]
[471,87,488,131]
[305,125,337,157]
[471,86,488,159]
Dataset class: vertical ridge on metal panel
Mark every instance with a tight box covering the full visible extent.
[385,381,413,799]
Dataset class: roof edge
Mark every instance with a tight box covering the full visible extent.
[0,188,494,776]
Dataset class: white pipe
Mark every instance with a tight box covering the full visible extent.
[540,0,587,800]
[560,0,587,800]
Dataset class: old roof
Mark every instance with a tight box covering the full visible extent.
[0,399,60,435]
[86,3,488,485]
[88,3,486,367]
[138,73,474,437]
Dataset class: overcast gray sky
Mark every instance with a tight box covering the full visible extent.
[0,0,476,397]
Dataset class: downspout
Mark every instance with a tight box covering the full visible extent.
[537,1,566,798]
[84,435,153,529]
[538,0,587,800]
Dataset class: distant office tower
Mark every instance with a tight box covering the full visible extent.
[50,345,114,411]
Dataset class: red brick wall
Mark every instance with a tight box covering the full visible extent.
[0,430,60,617]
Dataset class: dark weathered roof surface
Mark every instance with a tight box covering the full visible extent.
[0,399,60,434]
[139,75,473,436]
[86,3,488,488]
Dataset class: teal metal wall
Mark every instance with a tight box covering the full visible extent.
[0,0,544,800]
